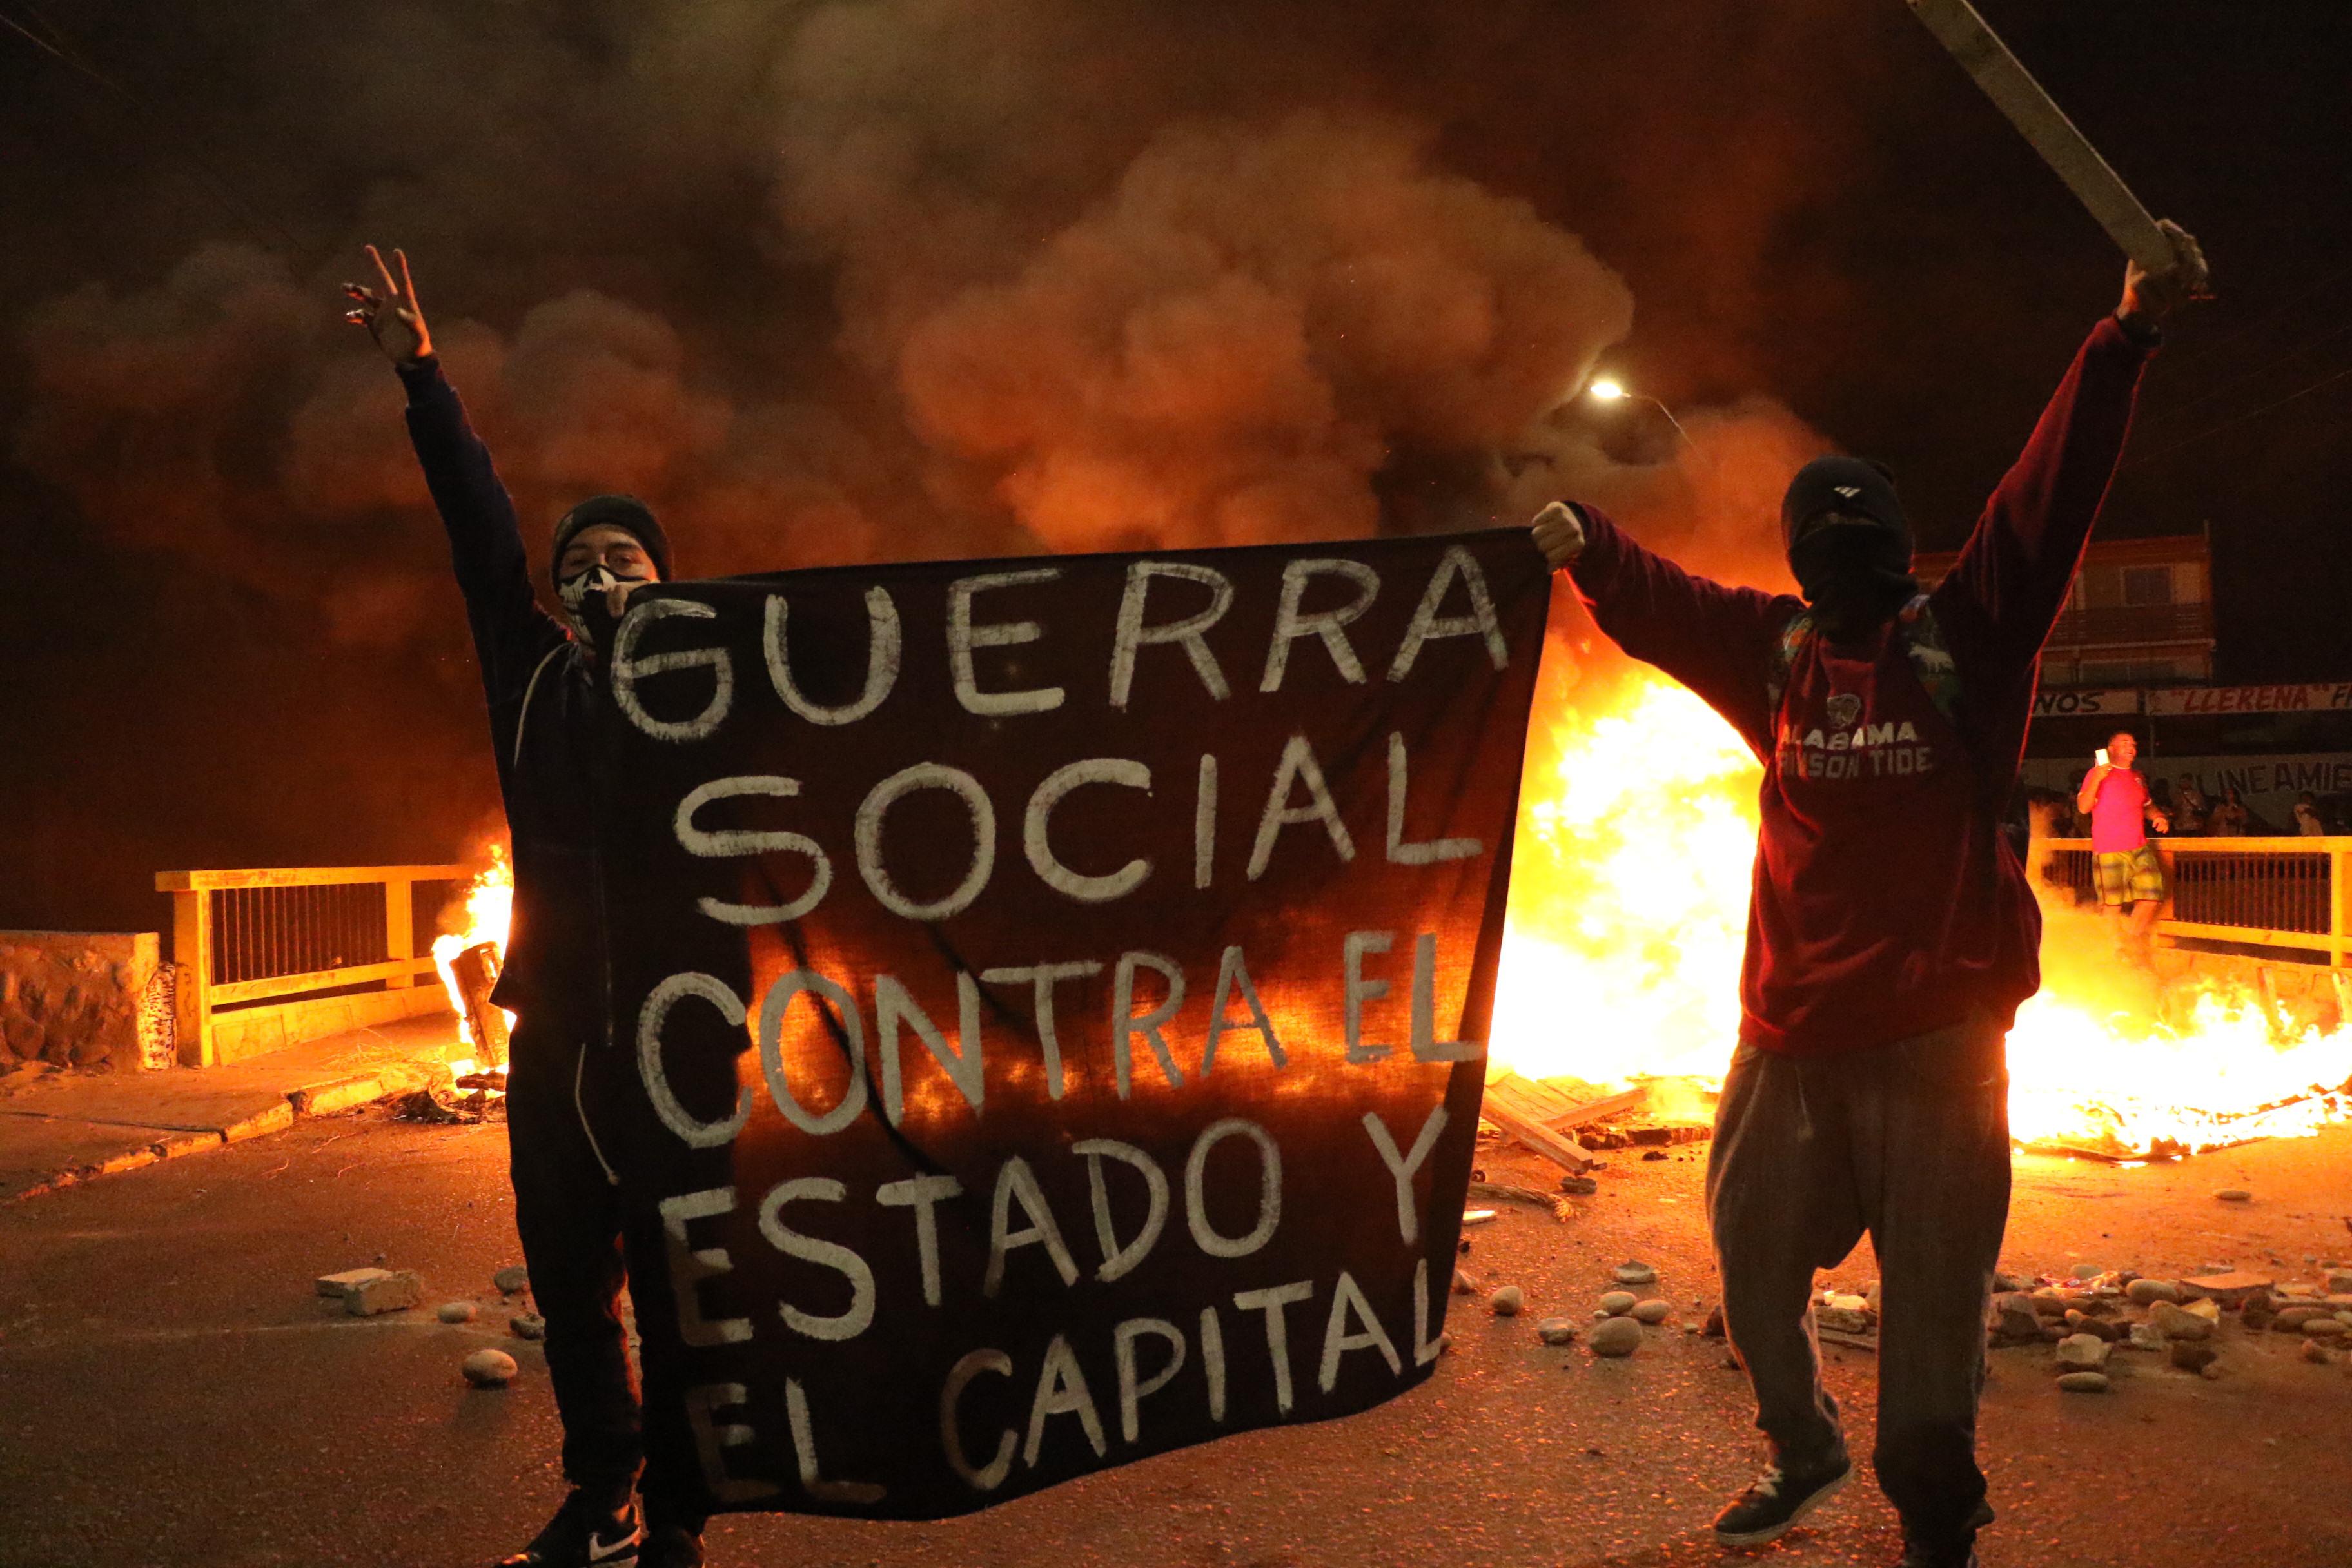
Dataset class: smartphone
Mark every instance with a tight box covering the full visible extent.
[2095,747,2110,766]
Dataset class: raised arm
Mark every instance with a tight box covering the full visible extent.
[1534,500,1796,756]
[344,247,564,705]
[1934,223,2209,673]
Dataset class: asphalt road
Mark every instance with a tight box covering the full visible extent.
[3,1108,2349,1568]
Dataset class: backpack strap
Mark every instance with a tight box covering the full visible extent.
[1763,595,1963,729]
[1765,609,1814,719]
[1896,593,1963,728]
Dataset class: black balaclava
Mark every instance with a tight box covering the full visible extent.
[551,494,670,646]
[1780,455,1917,642]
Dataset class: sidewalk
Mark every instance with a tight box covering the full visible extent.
[0,1012,466,1201]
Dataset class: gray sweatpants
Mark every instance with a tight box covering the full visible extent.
[1706,1016,2010,1547]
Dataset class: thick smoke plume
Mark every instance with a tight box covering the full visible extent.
[5,0,1875,934]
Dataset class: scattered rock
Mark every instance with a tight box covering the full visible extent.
[2274,1305,2333,1332]
[1990,1294,2043,1344]
[1631,1299,1672,1325]
[1612,1260,1658,1286]
[1452,1268,1480,1296]
[1463,1208,1499,1226]
[2064,1311,2122,1343]
[2183,1297,2223,1324]
[2055,1333,2112,1372]
[1490,1286,1524,1317]
[1536,1317,1579,1346]
[1993,1271,2028,1293]
[462,1349,519,1388]
[2304,1317,2347,1339]
[2124,1323,2166,1352]
[2200,1362,2224,1380]
[2168,1340,2217,1373]
[493,1265,529,1295]
[2151,1301,2212,1341]
[315,1267,394,1299]
[1702,1304,1727,1339]
[2056,1371,2111,1394]
[1818,1306,1874,1335]
[2030,1289,2070,1318]
[2213,1188,2252,1203]
[2040,1324,2068,1344]
[1600,1291,1638,1316]
[2070,1263,2104,1281]
[1558,1175,1598,1196]
[2125,1278,2180,1306]
[2301,1338,2332,1364]
[509,1312,547,1342]
[1589,1317,1644,1357]
[2329,1271,2352,1295]
[346,1270,422,1317]
[436,1300,478,1324]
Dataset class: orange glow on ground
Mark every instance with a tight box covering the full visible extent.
[1489,664,2352,1155]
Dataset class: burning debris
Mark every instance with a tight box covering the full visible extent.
[1486,663,2352,1161]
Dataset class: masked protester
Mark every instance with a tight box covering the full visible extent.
[1529,220,2207,1568]
[346,247,701,1568]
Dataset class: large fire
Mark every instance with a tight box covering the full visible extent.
[433,845,516,1073]
[1489,660,2352,1157]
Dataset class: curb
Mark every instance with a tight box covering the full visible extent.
[9,1059,455,1202]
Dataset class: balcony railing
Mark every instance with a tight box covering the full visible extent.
[2039,837,2352,966]
[2046,602,2214,651]
[157,865,462,1065]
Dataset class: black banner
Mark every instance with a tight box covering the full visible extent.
[591,529,1550,1518]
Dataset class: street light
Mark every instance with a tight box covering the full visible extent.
[1585,377,1696,453]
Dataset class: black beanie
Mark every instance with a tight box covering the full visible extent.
[1779,456,1908,558]
[551,494,672,585]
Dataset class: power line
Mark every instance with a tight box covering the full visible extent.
[1,3,315,264]
[2132,315,2352,435]
[2119,360,2352,473]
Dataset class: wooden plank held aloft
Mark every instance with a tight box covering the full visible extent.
[1906,0,2173,270]
[449,941,510,1069]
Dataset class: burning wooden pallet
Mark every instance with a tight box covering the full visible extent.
[1478,1073,1656,1174]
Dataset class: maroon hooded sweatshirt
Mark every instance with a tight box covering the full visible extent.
[1567,315,2155,1055]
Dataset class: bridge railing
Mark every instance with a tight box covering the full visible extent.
[155,865,464,1066]
[2039,836,2352,967]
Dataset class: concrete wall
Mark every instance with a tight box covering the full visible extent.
[0,932,163,1072]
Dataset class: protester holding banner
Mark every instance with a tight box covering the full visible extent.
[345,247,705,1568]
[2078,730,2170,963]
[1531,222,2206,1568]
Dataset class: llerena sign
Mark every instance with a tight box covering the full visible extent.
[2144,683,2352,718]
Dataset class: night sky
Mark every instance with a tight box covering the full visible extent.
[4,0,2346,939]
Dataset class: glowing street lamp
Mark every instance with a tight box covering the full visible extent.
[1585,376,1695,453]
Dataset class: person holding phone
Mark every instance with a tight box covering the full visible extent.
[2077,729,2170,961]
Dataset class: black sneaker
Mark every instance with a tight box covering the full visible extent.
[639,1523,705,1568]
[1896,1545,1979,1568]
[497,1489,642,1567]
[1712,1453,1852,1547]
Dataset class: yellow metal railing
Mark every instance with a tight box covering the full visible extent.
[156,865,463,1066]
[2039,836,2352,968]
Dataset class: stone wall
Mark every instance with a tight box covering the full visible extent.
[0,932,163,1072]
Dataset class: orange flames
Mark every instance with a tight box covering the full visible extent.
[433,845,516,1073]
[1489,662,2352,1156]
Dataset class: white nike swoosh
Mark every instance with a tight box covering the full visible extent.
[586,1527,640,1563]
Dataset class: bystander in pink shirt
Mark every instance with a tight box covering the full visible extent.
[2088,768,2151,852]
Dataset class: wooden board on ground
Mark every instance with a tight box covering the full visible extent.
[1478,1073,1651,1174]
